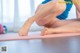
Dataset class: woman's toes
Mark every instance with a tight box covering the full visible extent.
[41,28,49,36]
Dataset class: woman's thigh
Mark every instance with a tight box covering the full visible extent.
[35,13,58,26]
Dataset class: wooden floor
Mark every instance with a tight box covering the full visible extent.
[0,32,80,53]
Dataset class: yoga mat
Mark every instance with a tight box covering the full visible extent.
[0,31,80,42]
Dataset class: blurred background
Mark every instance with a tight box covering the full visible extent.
[0,0,76,32]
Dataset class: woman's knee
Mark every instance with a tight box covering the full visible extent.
[52,3,66,16]
[35,4,44,14]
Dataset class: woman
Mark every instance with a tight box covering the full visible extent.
[19,0,80,36]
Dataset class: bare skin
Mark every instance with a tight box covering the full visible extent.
[72,0,80,18]
[41,20,80,35]
[76,10,80,18]
[19,0,66,36]
[19,0,80,36]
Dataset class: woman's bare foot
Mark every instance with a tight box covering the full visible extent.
[41,27,59,35]
[41,27,52,35]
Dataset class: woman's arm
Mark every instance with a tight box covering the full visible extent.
[76,9,80,18]
[72,0,80,18]
[72,0,80,12]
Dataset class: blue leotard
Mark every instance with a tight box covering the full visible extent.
[42,0,73,20]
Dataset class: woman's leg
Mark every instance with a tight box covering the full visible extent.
[47,18,80,28]
[19,1,66,36]
[41,21,80,35]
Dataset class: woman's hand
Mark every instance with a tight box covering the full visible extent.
[19,18,32,36]
[19,26,28,36]
[19,17,36,36]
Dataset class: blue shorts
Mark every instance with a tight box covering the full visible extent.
[42,0,73,20]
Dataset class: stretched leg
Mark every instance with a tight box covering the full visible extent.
[47,18,80,28]
[41,21,80,35]
[19,0,66,36]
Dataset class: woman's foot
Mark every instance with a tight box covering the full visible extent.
[41,27,52,35]
[41,27,60,35]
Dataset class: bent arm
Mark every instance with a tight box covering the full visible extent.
[72,0,80,19]
[76,9,80,18]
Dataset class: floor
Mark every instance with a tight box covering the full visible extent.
[0,32,80,53]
